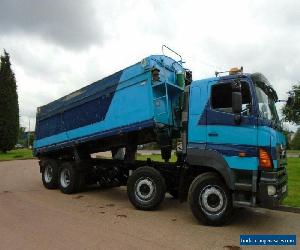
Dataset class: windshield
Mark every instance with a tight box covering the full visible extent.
[255,85,279,122]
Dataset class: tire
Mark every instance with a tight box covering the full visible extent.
[188,172,233,226]
[127,166,166,211]
[41,159,59,189]
[58,162,85,194]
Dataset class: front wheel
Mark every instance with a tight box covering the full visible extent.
[127,167,166,211]
[188,172,233,226]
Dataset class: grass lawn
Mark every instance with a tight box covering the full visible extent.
[283,158,300,207]
[136,153,177,162]
[0,149,34,161]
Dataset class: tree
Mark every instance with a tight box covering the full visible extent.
[17,127,26,146]
[282,128,293,150]
[282,84,300,125]
[28,132,34,148]
[0,50,19,152]
[291,128,300,150]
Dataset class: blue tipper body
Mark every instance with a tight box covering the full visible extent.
[34,55,184,155]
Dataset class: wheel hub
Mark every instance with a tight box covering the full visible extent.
[135,178,155,202]
[199,185,226,214]
[60,169,71,188]
[44,165,53,183]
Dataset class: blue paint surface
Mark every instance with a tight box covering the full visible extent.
[224,156,258,170]
[187,73,286,170]
[34,120,154,153]
[34,55,185,153]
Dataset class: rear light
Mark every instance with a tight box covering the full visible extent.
[259,148,273,169]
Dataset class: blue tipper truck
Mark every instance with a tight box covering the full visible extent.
[34,46,288,226]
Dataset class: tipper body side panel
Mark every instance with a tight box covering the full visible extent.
[34,55,185,156]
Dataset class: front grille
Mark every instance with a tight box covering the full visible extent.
[277,166,287,178]
[276,144,287,168]
[276,166,288,191]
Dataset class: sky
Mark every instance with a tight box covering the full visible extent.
[0,0,299,131]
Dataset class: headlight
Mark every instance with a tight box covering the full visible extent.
[267,185,276,196]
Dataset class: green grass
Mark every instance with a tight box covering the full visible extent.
[0,149,34,161]
[136,153,177,162]
[283,158,300,207]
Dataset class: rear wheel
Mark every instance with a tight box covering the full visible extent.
[58,162,85,194]
[41,159,59,189]
[127,167,166,210]
[188,172,233,226]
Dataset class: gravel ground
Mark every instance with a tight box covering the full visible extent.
[0,159,299,250]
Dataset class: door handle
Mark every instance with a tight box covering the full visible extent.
[208,132,218,137]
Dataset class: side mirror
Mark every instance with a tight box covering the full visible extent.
[232,92,242,113]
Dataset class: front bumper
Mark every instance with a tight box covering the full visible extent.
[258,167,288,208]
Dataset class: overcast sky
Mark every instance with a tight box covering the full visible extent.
[0,0,299,131]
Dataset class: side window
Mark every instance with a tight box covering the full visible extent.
[211,81,252,115]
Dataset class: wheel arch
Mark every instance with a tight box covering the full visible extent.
[186,148,235,190]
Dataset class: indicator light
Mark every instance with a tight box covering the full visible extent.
[239,152,246,157]
[259,148,273,169]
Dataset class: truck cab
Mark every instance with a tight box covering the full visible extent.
[184,69,287,224]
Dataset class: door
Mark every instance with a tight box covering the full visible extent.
[206,79,258,170]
